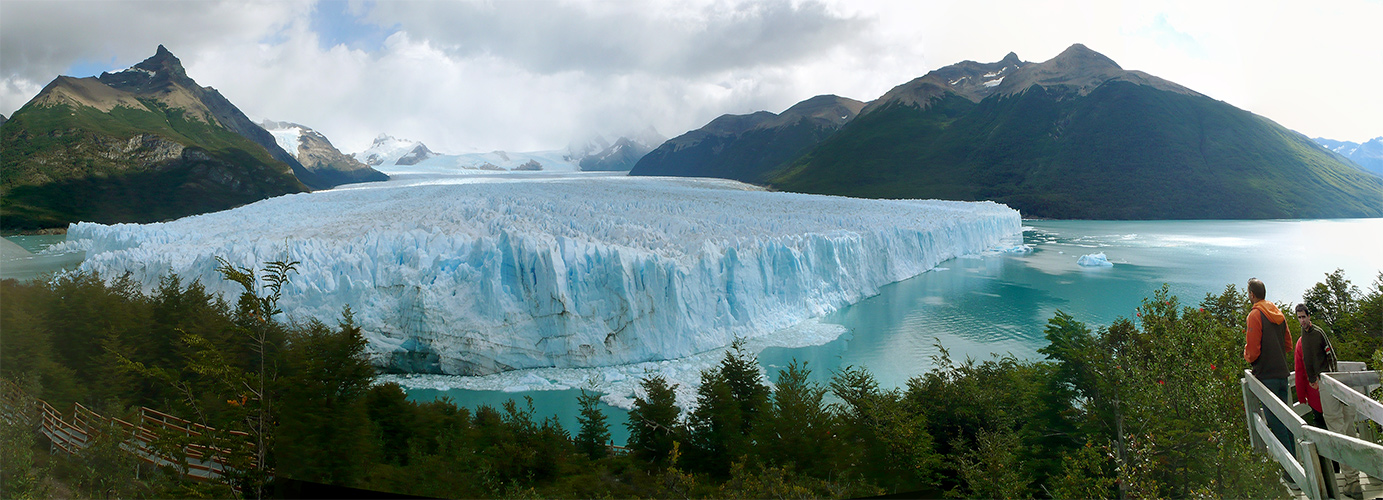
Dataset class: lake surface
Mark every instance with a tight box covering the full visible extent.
[762,218,1383,389]
[0,234,84,281]
[403,218,1383,444]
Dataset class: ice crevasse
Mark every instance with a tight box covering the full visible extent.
[66,175,1021,375]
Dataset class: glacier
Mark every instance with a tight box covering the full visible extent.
[66,173,1021,376]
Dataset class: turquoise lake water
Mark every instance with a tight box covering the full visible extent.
[0,234,83,281]
[404,218,1383,445]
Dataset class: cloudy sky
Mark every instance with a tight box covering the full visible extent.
[2,0,1380,154]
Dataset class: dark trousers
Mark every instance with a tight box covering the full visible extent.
[1261,377,1293,453]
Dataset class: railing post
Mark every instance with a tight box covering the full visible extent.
[1297,439,1331,500]
[1242,374,1265,451]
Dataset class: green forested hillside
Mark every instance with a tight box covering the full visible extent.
[1,98,305,230]
[771,82,1383,219]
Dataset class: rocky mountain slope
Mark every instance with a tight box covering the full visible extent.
[630,94,865,183]
[1,46,308,230]
[261,120,388,187]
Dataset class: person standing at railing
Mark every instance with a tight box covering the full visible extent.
[1294,303,1339,493]
[1295,304,1332,427]
[1297,305,1365,500]
[1243,279,1294,460]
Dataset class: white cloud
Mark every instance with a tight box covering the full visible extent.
[1,0,1379,150]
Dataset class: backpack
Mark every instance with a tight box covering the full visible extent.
[1320,326,1339,373]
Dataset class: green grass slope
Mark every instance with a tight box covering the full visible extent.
[771,82,1383,219]
[1,100,305,230]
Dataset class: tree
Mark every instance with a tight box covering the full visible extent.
[1305,270,1383,362]
[574,389,610,460]
[1036,285,1278,498]
[833,366,937,494]
[274,308,376,486]
[362,383,414,467]
[685,338,771,477]
[754,360,839,478]
[626,375,681,466]
[686,367,745,476]
[1303,269,1360,327]
[119,258,298,498]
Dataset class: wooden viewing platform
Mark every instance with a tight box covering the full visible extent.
[1242,361,1383,500]
[0,379,251,484]
[3,378,633,484]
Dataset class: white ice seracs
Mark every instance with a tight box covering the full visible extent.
[68,174,1021,376]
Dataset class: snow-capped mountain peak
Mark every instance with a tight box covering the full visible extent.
[260,119,389,187]
[1313,135,1383,177]
[355,134,430,167]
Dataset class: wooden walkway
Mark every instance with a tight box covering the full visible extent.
[1290,474,1383,500]
[1243,362,1383,500]
[1,379,251,483]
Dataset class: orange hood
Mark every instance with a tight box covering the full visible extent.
[1253,300,1286,325]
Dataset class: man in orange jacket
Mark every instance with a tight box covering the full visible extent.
[1243,278,1295,478]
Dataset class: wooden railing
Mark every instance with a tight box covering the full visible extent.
[1242,361,1383,500]
[0,379,252,483]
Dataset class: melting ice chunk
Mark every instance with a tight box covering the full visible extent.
[1077,252,1114,267]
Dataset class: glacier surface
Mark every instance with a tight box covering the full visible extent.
[66,173,1021,376]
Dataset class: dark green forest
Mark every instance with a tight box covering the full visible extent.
[2,264,1380,499]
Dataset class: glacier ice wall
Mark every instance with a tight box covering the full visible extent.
[68,174,1020,375]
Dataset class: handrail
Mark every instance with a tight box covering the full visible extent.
[0,379,253,484]
[1242,367,1383,500]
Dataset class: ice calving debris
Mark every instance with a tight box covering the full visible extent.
[1077,252,1114,267]
[68,175,1020,376]
[1003,244,1034,254]
[378,318,851,411]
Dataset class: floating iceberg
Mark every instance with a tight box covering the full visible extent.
[68,174,1020,375]
[1077,252,1114,267]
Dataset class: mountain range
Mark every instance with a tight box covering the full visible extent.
[569,129,666,171]
[354,134,439,167]
[635,44,1383,219]
[354,130,665,173]
[0,46,385,231]
[1314,136,1383,177]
